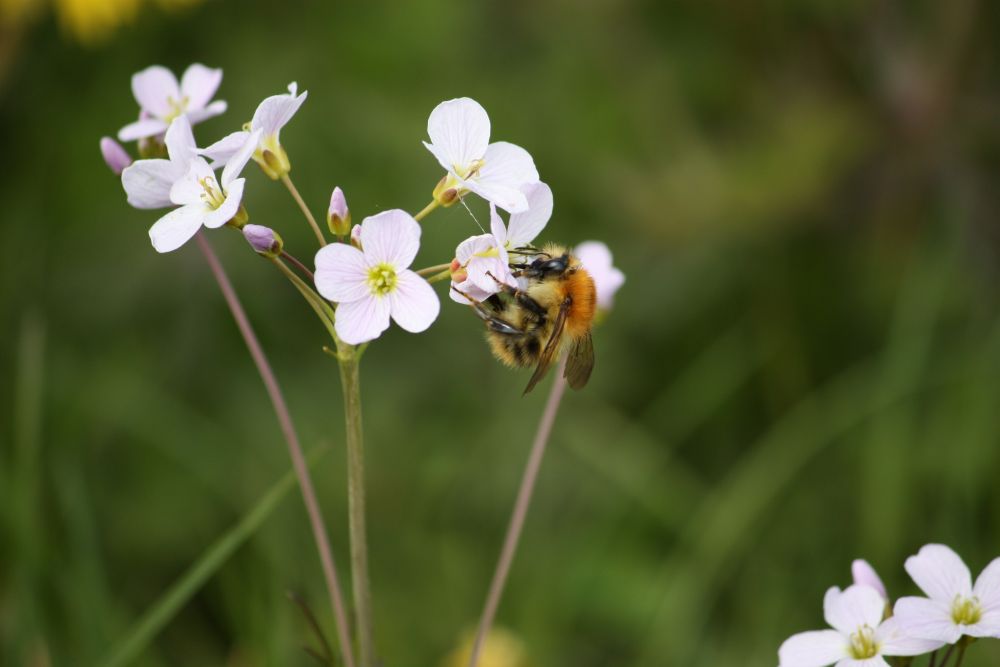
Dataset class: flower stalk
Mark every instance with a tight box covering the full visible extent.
[281,172,327,246]
[468,357,569,667]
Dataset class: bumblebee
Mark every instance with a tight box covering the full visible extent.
[453,244,597,394]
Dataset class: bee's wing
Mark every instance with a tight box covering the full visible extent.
[523,298,570,395]
[564,331,594,390]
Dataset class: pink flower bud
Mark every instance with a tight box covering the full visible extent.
[350,223,362,249]
[327,186,351,236]
[100,136,133,175]
[243,224,283,257]
[851,559,888,600]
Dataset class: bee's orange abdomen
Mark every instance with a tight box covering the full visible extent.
[566,270,597,340]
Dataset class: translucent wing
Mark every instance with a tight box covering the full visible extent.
[564,331,594,390]
[523,298,570,395]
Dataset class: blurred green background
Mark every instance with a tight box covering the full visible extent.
[4,0,1000,665]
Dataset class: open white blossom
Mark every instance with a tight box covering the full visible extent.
[121,115,198,210]
[118,64,227,142]
[424,97,539,213]
[574,241,625,310]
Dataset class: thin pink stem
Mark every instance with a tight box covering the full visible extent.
[196,233,356,667]
[468,360,569,667]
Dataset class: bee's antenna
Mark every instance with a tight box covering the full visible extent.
[458,195,487,234]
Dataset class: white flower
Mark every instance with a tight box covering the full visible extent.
[893,544,1000,644]
[201,82,307,179]
[574,241,625,310]
[424,97,539,213]
[118,64,227,142]
[121,115,198,210]
[490,181,553,255]
[146,130,260,253]
[852,559,889,602]
[779,585,943,667]
[314,210,440,344]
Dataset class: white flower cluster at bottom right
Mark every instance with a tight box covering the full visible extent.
[779,544,1000,667]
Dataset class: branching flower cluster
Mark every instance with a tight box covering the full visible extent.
[779,544,1000,667]
[99,62,624,667]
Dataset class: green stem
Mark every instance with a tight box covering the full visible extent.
[281,173,328,247]
[413,199,440,222]
[425,269,453,284]
[270,257,338,341]
[336,349,374,667]
[953,645,967,667]
[416,263,452,276]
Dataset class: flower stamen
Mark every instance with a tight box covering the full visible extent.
[951,595,982,625]
[199,176,226,209]
[366,263,397,296]
[848,625,878,659]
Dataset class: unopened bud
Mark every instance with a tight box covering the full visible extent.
[350,224,363,249]
[243,224,283,257]
[327,186,351,236]
[450,258,467,283]
[230,205,250,229]
[100,137,133,175]
[432,175,460,207]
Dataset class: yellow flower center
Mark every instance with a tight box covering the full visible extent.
[455,158,485,180]
[473,246,501,260]
[164,95,190,122]
[367,263,397,296]
[952,596,982,625]
[848,625,878,659]
[199,177,226,209]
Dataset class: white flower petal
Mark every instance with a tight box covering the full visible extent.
[118,118,169,142]
[201,130,251,168]
[335,295,391,345]
[251,86,308,137]
[449,279,493,305]
[122,159,181,209]
[180,64,222,110]
[824,586,885,635]
[488,205,509,246]
[876,616,945,656]
[359,210,421,268]
[468,253,515,294]
[464,180,529,215]
[184,100,228,125]
[506,181,553,247]
[389,270,440,333]
[170,158,216,207]
[466,141,539,213]
[314,243,371,303]
[778,629,846,667]
[456,233,495,265]
[148,204,206,253]
[906,544,973,602]
[575,240,625,310]
[967,609,1000,637]
[426,97,490,172]
[892,596,962,644]
[203,179,243,229]
[973,556,1000,609]
[164,115,197,167]
[131,65,179,119]
[222,130,262,188]
[833,658,889,667]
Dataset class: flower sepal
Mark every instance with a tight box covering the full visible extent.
[255,141,291,180]
[229,205,251,229]
[432,174,461,207]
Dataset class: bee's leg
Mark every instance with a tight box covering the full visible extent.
[484,272,547,317]
[451,286,527,335]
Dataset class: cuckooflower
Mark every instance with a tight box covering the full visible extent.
[852,559,889,602]
[146,130,260,253]
[100,136,133,174]
[574,241,625,310]
[424,97,539,213]
[121,115,198,210]
[314,210,440,344]
[244,224,283,257]
[779,585,943,667]
[118,64,227,142]
[893,544,1000,644]
[201,82,307,179]
[327,186,351,236]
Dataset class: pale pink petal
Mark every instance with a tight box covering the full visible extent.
[876,616,945,656]
[833,658,889,667]
[222,130,262,188]
[489,205,509,246]
[335,295,391,345]
[359,210,421,268]
[575,240,625,310]
[184,100,228,125]
[449,279,493,305]
[467,251,515,294]
[101,137,133,175]
[506,181,553,247]
[464,180,529,215]
[905,544,972,602]
[251,85,308,137]
[425,97,490,172]
[824,586,884,635]
[179,64,222,110]
[466,141,539,213]
[389,270,440,333]
[201,130,251,168]
[314,243,371,303]
[973,556,1000,610]
[118,118,169,142]
[963,611,1000,637]
[203,179,244,229]
[121,159,181,209]
[164,115,197,167]
[148,204,206,253]
[777,630,846,667]
[456,234,495,265]
[892,596,962,644]
[131,65,179,118]
[170,158,216,207]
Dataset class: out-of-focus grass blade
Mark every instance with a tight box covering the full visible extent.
[98,445,330,667]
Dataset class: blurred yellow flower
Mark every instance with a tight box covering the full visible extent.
[442,628,531,667]
[0,0,203,45]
